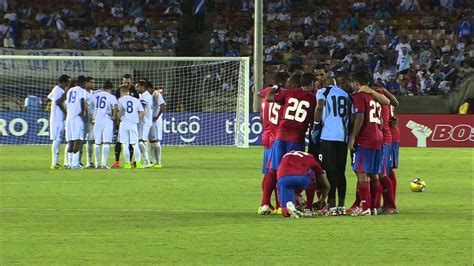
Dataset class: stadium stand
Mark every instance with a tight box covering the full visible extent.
[209,0,472,97]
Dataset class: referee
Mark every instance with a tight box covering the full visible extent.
[312,73,352,215]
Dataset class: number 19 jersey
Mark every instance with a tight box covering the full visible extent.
[273,88,316,143]
[118,95,144,125]
[352,91,383,150]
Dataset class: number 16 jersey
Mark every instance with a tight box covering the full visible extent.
[273,87,316,143]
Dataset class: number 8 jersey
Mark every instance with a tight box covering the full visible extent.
[118,95,144,125]
[273,87,316,143]
[352,91,383,150]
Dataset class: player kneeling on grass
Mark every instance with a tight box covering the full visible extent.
[118,85,145,169]
[91,81,118,169]
[277,151,329,218]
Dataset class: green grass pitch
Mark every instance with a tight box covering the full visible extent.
[0,146,472,264]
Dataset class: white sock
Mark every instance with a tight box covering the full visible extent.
[139,142,150,164]
[94,144,101,167]
[51,140,60,166]
[78,150,82,165]
[64,143,69,166]
[151,142,158,163]
[73,152,79,166]
[155,142,162,165]
[86,140,93,166]
[102,144,110,166]
[68,152,73,166]
[133,143,141,163]
[123,144,131,164]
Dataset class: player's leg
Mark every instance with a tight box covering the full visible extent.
[50,122,64,169]
[130,125,142,168]
[369,174,381,214]
[151,119,163,168]
[389,142,399,201]
[93,123,102,168]
[258,148,274,211]
[113,124,121,167]
[119,123,131,168]
[336,141,348,214]
[352,147,372,216]
[260,140,283,211]
[321,141,337,212]
[101,122,114,169]
[138,125,151,167]
[380,144,397,213]
[85,122,94,167]
[277,176,299,217]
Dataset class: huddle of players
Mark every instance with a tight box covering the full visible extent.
[258,62,400,218]
[47,74,166,170]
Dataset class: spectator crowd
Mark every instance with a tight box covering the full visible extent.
[210,0,473,96]
[0,0,183,52]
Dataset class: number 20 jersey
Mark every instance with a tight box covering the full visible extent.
[352,91,383,150]
[273,87,316,143]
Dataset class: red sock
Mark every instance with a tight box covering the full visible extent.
[261,170,277,206]
[370,179,381,209]
[351,182,361,208]
[358,181,371,210]
[282,207,289,217]
[389,170,397,202]
[305,183,316,210]
[261,174,266,192]
[380,177,396,209]
[274,187,280,209]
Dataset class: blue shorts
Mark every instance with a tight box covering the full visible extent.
[352,146,382,174]
[378,144,392,176]
[277,175,312,207]
[262,148,272,174]
[391,142,400,169]
[268,139,304,170]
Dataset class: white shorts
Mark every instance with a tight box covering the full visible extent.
[94,120,114,144]
[66,116,85,141]
[85,121,94,141]
[138,124,152,141]
[149,118,163,141]
[119,122,138,144]
[50,120,65,141]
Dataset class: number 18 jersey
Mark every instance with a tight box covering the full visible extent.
[317,85,352,143]
[352,91,383,150]
[273,87,316,143]
[118,95,144,125]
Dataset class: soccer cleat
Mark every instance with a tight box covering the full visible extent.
[143,163,153,168]
[87,163,94,168]
[112,161,120,168]
[328,207,338,216]
[371,208,378,216]
[286,202,303,218]
[50,164,63,170]
[100,165,111,169]
[79,163,84,168]
[303,209,314,217]
[337,206,346,215]
[131,161,137,168]
[271,207,282,215]
[351,207,371,216]
[124,163,132,169]
[70,165,83,170]
[382,208,398,215]
[257,204,272,215]
[135,162,144,169]
[345,206,358,215]
[63,165,70,169]
[152,164,163,169]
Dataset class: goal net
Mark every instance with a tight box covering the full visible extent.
[0,56,250,147]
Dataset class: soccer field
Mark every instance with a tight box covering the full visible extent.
[0,146,471,264]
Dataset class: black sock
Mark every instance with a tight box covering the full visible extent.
[115,142,121,161]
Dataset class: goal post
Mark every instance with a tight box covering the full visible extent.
[0,55,250,147]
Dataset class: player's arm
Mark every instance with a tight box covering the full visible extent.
[314,99,325,123]
[265,85,280,102]
[358,86,390,105]
[315,172,330,206]
[80,98,87,118]
[155,103,166,121]
[56,92,67,116]
[348,113,363,151]
[382,88,399,107]
[138,110,145,120]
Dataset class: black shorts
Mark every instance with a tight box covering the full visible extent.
[307,138,321,162]
[320,140,348,172]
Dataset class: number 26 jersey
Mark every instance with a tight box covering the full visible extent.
[273,87,316,143]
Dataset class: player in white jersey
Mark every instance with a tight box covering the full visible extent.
[65,76,88,169]
[47,74,71,169]
[118,85,145,169]
[91,81,117,169]
[148,82,166,168]
[136,80,153,168]
[82,76,96,168]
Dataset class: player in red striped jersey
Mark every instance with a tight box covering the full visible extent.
[257,72,288,215]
